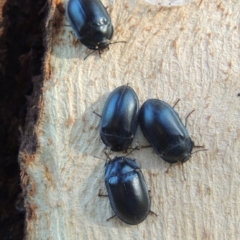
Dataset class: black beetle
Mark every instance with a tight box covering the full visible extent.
[99,85,139,151]
[104,156,151,225]
[67,0,113,51]
[139,99,194,164]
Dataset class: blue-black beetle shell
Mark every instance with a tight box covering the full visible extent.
[100,85,139,151]
[105,157,151,225]
[139,99,194,163]
[67,0,113,50]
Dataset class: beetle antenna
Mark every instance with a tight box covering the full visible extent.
[84,50,97,60]
[191,149,208,155]
[172,98,180,108]
[185,109,195,127]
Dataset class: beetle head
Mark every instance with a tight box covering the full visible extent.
[81,38,110,50]
[81,22,113,51]
[96,39,111,50]
[180,152,192,163]
[180,139,194,163]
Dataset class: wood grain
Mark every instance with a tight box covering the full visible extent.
[19,0,240,239]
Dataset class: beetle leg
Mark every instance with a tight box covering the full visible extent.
[122,148,128,154]
[193,145,205,148]
[125,141,141,151]
[172,98,180,108]
[149,210,158,217]
[106,215,116,221]
[165,163,172,173]
[93,111,101,118]
[94,155,106,161]
[148,190,153,198]
[98,191,108,197]
[109,41,127,46]
[139,145,152,149]
[98,193,108,197]
[126,147,139,150]
[84,50,96,60]
[191,149,208,155]
[185,109,195,127]
[104,152,112,161]
[124,146,139,157]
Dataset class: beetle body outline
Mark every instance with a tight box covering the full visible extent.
[100,85,139,151]
[139,99,194,163]
[105,156,151,225]
[67,0,113,50]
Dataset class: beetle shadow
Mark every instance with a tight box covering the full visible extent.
[131,126,170,172]
[60,92,128,228]
[48,4,84,60]
[47,2,94,61]
[51,23,91,60]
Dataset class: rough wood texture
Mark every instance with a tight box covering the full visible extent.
[19,0,240,239]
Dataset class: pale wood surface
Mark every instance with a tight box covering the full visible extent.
[20,0,240,239]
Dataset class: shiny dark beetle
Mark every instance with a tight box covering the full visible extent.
[139,99,194,163]
[67,0,113,50]
[104,156,151,225]
[99,85,139,151]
